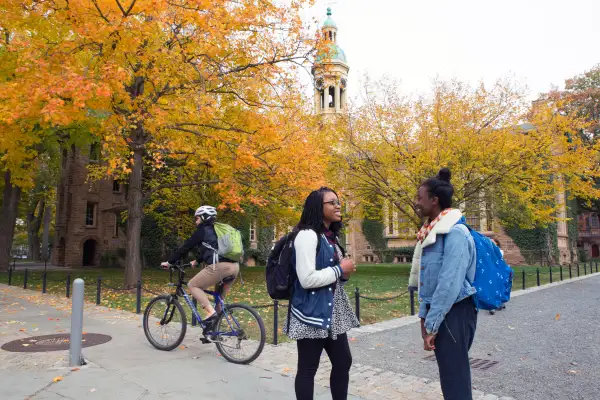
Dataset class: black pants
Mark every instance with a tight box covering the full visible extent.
[433,298,477,400]
[295,333,352,400]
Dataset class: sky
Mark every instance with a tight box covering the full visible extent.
[301,0,600,101]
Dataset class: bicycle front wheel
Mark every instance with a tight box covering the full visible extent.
[143,295,187,351]
[214,303,265,364]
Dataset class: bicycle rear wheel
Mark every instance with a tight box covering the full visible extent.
[143,295,187,351]
[214,303,265,364]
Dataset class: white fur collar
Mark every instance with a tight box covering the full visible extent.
[421,209,463,248]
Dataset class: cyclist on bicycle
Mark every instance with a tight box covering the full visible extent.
[161,205,239,332]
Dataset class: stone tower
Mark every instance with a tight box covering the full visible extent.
[312,8,349,116]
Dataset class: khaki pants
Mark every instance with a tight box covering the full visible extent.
[188,262,239,311]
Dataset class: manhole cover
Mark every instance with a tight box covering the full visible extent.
[423,354,499,371]
[1,333,112,353]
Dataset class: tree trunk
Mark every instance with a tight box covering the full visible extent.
[0,171,22,271]
[125,147,144,287]
[27,199,43,262]
[42,203,52,261]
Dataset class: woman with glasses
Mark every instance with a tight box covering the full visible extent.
[285,187,359,400]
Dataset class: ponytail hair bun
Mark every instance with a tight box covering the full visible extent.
[437,168,451,183]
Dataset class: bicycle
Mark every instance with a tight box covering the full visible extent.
[143,263,266,364]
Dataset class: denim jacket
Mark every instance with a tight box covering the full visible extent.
[417,220,477,334]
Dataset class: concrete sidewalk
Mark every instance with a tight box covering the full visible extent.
[0,284,361,400]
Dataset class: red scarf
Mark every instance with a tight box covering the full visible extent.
[416,209,452,244]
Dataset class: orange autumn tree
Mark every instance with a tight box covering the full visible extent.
[1,0,327,285]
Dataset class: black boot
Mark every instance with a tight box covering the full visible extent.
[202,313,218,339]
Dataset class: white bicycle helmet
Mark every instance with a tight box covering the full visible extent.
[194,205,217,221]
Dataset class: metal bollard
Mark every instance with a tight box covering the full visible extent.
[522,270,526,290]
[192,298,198,326]
[584,263,587,275]
[23,268,28,289]
[8,266,12,286]
[96,276,101,305]
[273,300,279,346]
[549,267,552,283]
[66,273,71,298]
[577,264,580,277]
[70,278,85,366]
[136,280,142,314]
[536,268,540,286]
[355,287,360,322]
[42,270,47,293]
[409,287,416,316]
[596,262,599,273]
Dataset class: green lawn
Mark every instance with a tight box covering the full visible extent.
[1,261,596,344]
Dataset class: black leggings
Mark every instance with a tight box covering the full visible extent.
[295,333,352,400]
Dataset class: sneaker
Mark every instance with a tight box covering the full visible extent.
[489,309,496,315]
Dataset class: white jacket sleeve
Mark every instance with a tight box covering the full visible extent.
[294,229,343,289]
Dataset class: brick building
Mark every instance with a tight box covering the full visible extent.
[52,145,127,268]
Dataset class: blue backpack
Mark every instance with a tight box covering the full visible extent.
[460,223,513,310]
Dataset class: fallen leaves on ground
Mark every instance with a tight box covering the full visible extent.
[52,376,63,383]
[555,313,561,321]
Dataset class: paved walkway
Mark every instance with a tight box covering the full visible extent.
[0,284,356,400]
[349,273,600,400]
[2,273,597,399]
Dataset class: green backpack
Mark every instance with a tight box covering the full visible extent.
[213,222,244,262]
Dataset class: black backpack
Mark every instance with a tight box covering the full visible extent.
[266,232,298,300]
[266,230,323,300]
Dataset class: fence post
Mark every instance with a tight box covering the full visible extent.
[577,263,580,277]
[42,270,47,293]
[569,264,572,279]
[536,268,540,286]
[273,300,279,346]
[8,266,12,286]
[522,270,526,290]
[136,280,142,314]
[560,266,563,281]
[95,276,102,305]
[191,299,198,326]
[549,267,552,283]
[355,287,360,322]
[70,278,85,366]
[66,273,71,298]
[23,268,28,289]
[596,261,598,273]
[409,287,416,316]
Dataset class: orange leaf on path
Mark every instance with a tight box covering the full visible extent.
[53,376,63,383]
[555,314,561,321]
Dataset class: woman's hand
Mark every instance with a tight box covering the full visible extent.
[340,257,356,278]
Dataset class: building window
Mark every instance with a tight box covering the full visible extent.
[89,143,100,162]
[592,214,599,229]
[465,211,480,230]
[366,245,372,250]
[113,214,119,237]
[387,202,394,235]
[113,180,121,193]
[249,222,257,242]
[85,202,97,227]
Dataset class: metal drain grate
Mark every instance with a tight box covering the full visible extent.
[423,354,499,371]
[1,333,111,353]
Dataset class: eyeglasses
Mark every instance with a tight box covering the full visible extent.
[323,200,342,207]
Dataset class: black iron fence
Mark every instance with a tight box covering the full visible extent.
[1,261,599,345]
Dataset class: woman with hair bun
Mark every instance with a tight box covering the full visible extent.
[409,168,478,400]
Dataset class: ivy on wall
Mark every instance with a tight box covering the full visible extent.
[504,224,559,265]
